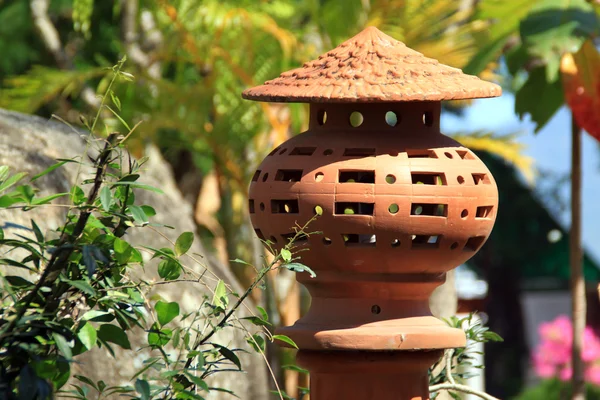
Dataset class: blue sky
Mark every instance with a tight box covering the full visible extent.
[442,94,600,264]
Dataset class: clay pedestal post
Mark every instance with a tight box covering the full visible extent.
[243,27,501,400]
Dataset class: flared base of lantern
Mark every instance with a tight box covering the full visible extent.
[277,315,465,351]
[297,349,443,400]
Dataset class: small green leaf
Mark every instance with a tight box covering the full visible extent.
[74,375,98,390]
[157,259,181,280]
[31,219,44,243]
[81,310,114,322]
[77,322,97,350]
[155,301,179,326]
[128,205,148,225]
[105,105,131,131]
[0,171,27,193]
[97,324,131,349]
[256,306,268,321]
[141,205,156,216]
[175,232,194,256]
[183,372,209,391]
[70,186,86,205]
[16,185,35,203]
[4,275,34,289]
[247,334,266,352]
[110,90,121,111]
[110,181,164,194]
[82,245,98,276]
[63,279,95,296]
[0,195,22,207]
[31,160,68,182]
[147,324,172,347]
[212,280,228,309]
[113,238,133,264]
[281,262,316,278]
[280,249,292,262]
[240,316,272,327]
[31,192,69,206]
[212,343,241,370]
[135,379,150,400]
[272,334,298,349]
[0,166,8,182]
[53,333,73,359]
[100,186,112,211]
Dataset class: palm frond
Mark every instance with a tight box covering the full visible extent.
[451,131,535,183]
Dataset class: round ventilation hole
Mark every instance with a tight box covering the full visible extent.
[317,110,327,126]
[444,152,453,159]
[323,237,332,245]
[323,149,333,156]
[388,204,399,214]
[451,242,459,250]
[457,176,465,184]
[371,305,381,314]
[262,173,269,182]
[386,174,396,184]
[350,111,364,127]
[461,209,468,218]
[315,172,324,182]
[260,203,265,211]
[391,239,401,247]
[385,111,398,127]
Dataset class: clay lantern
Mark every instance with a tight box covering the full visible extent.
[243,27,501,400]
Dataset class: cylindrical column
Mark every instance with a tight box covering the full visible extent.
[298,350,442,400]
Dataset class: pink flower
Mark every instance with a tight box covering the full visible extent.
[532,315,600,386]
[587,365,600,385]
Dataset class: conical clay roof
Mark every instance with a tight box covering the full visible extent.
[242,27,501,103]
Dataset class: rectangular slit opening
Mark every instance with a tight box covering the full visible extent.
[254,229,265,240]
[411,234,441,249]
[464,236,486,252]
[335,202,374,215]
[252,170,261,182]
[282,232,308,243]
[275,169,303,182]
[472,173,491,185]
[342,234,376,247]
[456,150,475,160]
[411,172,446,185]
[476,206,493,219]
[343,148,376,157]
[411,203,447,217]
[249,199,255,214]
[339,170,375,183]
[271,199,300,214]
[406,149,438,159]
[290,147,316,156]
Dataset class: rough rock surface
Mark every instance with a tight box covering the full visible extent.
[0,109,268,399]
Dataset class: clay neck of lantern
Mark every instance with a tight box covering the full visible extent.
[308,101,442,133]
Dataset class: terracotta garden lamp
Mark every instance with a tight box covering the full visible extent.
[243,26,501,400]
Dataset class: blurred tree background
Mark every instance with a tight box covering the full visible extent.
[3,0,600,398]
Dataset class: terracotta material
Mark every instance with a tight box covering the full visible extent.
[242,26,501,103]
[244,26,501,400]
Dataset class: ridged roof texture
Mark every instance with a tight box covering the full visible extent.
[242,26,502,103]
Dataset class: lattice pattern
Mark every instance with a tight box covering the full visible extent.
[249,104,498,275]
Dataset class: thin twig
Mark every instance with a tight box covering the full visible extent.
[445,349,456,385]
[429,383,500,400]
